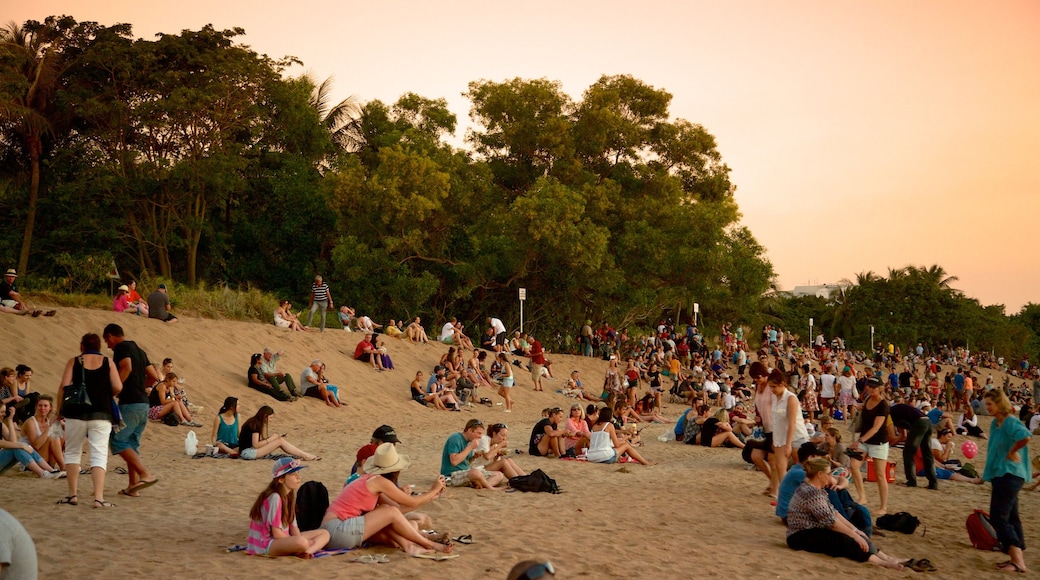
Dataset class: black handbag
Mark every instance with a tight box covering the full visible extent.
[61,357,93,419]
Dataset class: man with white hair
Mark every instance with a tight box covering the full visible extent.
[261,348,299,397]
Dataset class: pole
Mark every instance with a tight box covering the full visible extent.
[809,318,813,346]
[518,288,526,333]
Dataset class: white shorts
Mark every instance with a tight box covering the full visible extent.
[63,419,112,469]
[861,442,890,461]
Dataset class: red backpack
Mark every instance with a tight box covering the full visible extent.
[966,509,999,551]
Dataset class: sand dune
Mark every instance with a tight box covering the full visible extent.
[1,310,1035,578]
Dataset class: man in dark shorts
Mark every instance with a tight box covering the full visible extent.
[147,284,178,323]
[103,323,159,496]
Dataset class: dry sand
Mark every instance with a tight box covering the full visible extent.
[1,309,1037,579]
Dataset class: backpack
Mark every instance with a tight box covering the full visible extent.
[508,469,560,493]
[295,481,329,532]
[162,413,180,427]
[958,462,979,479]
[876,511,922,535]
[966,509,1000,551]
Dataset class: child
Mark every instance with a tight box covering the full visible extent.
[247,457,330,557]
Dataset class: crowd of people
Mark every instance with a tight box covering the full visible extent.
[7,284,1040,576]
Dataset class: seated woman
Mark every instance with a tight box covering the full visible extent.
[375,339,395,370]
[822,427,850,469]
[926,428,982,484]
[786,457,910,570]
[211,397,240,456]
[409,372,447,410]
[585,406,653,465]
[239,406,320,461]
[425,376,459,411]
[474,423,526,480]
[148,373,200,426]
[20,395,65,471]
[246,457,330,558]
[0,400,61,478]
[274,300,308,332]
[247,353,292,402]
[633,393,672,423]
[322,443,454,557]
[509,331,529,356]
[562,404,591,454]
[529,407,569,458]
[403,317,427,343]
[955,406,987,439]
[126,281,149,316]
[683,405,745,448]
[112,285,141,315]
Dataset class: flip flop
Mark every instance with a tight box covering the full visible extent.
[56,495,78,506]
[910,558,937,572]
[126,478,159,494]
[118,489,140,498]
[112,466,128,475]
[93,499,116,508]
[452,534,474,544]
[31,310,42,317]
[352,554,390,564]
[43,310,56,317]
[410,552,458,560]
[996,561,1026,573]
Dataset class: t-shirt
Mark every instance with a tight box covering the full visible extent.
[1029,414,1040,433]
[889,403,926,429]
[776,463,806,518]
[953,374,965,391]
[982,415,1032,482]
[489,318,506,335]
[926,407,944,425]
[311,282,330,302]
[247,493,295,555]
[529,341,546,365]
[0,508,38,579]
[354,340,373,360]
[439,323,455,342]
[859,399,891,445]
[819,374,836,398]
[112,340,150,405]
[440,432,472,476]
[674,408,692,438]
[529,418,555,455]
[300,367,319,392]
[0,280,17,302]
[239,422,260,451]
[146,290,171,320]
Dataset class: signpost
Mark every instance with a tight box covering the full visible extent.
[518,288,526,333]
[693,303,699,327]
[809,318,813,346]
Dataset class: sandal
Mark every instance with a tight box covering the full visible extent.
[113,466,128,475]
[118,489,140,498]
[996,561,1026,573]
[56,495,78,506]
[93,499,116,508]
[910,558,937,572]
[452,534,474,544]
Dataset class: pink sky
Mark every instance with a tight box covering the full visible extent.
[13,1,1040,312]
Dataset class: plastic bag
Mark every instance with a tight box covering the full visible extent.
[184,430,198,456]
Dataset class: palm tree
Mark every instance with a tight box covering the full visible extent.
[307,74,362,166]
[0,20,61,273]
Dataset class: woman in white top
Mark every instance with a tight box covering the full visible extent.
[770,369,809,481]
[585,407,653,465]
[955,406,987,439]
[835,367,857,425]
[20,395,65,471]
[474,423,525,479]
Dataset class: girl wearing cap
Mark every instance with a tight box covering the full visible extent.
[112,285,138,314]
[211,397,240,455]
[322,443,454,558]
[247,458,330,557]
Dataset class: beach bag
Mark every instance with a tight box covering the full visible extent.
[61,357,92,420]
[508,469,560,493]
[966,509,999,551]
[162,413,180,426]
[958,462,979,479]
[296,481,330,531]
[876,511,922,535]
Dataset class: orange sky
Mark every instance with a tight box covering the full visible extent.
[12,1,1040,312]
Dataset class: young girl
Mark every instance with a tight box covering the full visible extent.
[495,353,514,412]
[147,373,199,426]
[211,397,240,455]
[238,406,320,461]
[20,395,65,471]
[247,457,330,557]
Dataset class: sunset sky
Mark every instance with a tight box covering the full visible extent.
[12,1,1040,312]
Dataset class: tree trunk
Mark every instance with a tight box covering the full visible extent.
[16,145,41,274]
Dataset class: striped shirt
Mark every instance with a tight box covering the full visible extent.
[247,493,295,555]
[311,282,330,302]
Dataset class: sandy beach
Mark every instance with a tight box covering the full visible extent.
[1,309,1036,579]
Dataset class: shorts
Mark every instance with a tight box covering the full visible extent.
[358,353,372,363]
[495,332,506,348]
[448,467,487,487]
[819,397,834,408]
[588,450,617,464]
[147,406,164,421]
[441,337,453,344]
[274,318,291,329]
[530,363,543,383]
[861,442,889,461]
[241,448,258,460]
[64,418,112,470]
[323,515,366,549]
[500,376,514,388]
[531,434,545,455]
[110,403,148,455]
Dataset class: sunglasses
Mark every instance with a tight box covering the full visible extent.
[491,423,507,430]
[518,561,555,580]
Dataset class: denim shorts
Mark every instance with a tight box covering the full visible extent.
[110,403,148,454]
[240,448,258,460]
[323,515,366,549]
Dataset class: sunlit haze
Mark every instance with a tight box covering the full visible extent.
[10,1,1039,311]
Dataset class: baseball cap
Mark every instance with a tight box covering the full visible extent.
[372,425,400,443]
[158,283,167,289]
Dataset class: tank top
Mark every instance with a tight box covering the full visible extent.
[771,388,809,447]
[585,424,615,463]
[327,474,379,520]
[216,413,239,445]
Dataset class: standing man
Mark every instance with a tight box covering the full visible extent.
[103,323,159,496]
[487,317,507,353]
[580,320,593,357]
[260,348,299,397]
[890,402,938,489]
[146,284,178,323]
[306,275,333,332]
